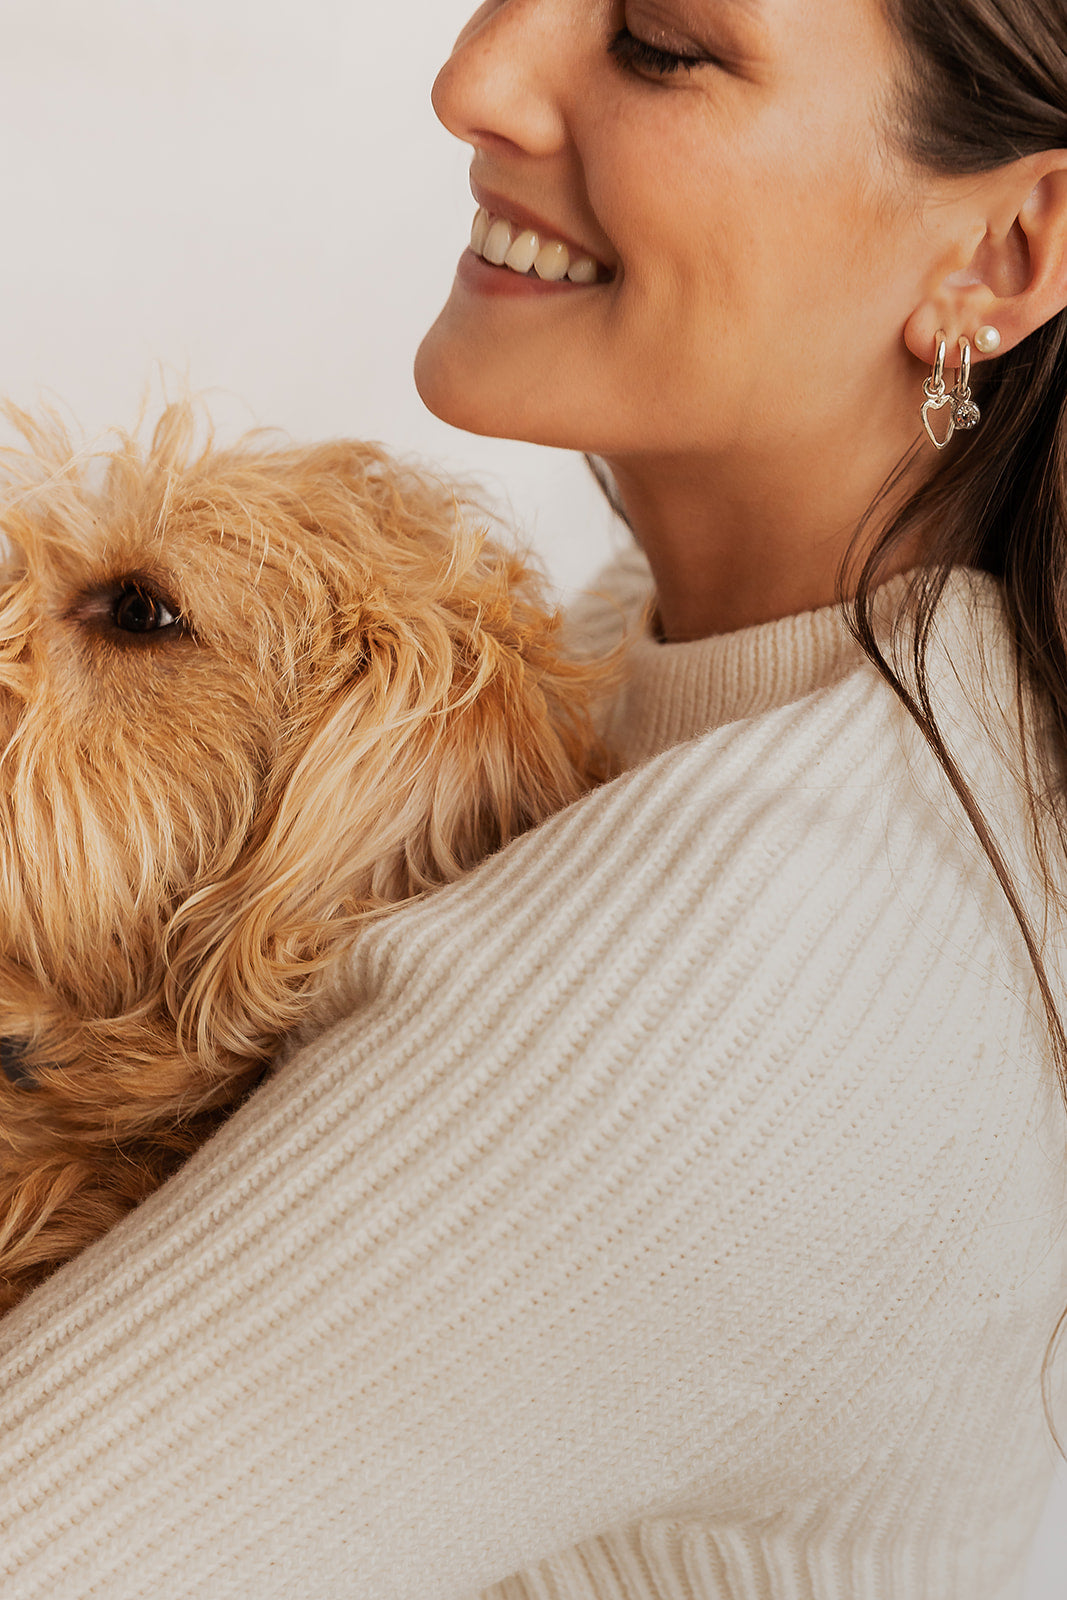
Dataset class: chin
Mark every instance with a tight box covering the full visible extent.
[413,332,497,437]
[413,319,518,439]
[414,312,585,450]
[415,344,596,454]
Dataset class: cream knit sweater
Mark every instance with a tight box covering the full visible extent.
[0,550,1065,1600]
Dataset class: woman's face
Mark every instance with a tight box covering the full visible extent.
[415,0,943,465]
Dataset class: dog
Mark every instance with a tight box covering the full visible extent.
[0,401,615,1313]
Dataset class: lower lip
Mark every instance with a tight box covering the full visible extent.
[455,248,605,299]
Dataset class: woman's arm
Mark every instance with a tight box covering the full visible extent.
[0,668,1061,1600]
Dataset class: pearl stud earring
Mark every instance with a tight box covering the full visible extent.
[974,325,1002,355]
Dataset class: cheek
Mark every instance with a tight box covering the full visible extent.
[597,108,835,342]
[587,134,797,409]
[587,117,916,443]
[36,622,276,776]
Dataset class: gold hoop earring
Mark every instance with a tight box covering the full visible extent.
[922,329,955,450]
[952,336,981,432]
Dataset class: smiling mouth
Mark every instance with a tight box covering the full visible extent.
[469,208,614,284]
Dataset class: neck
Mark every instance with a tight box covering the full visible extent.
[605,414,934,641]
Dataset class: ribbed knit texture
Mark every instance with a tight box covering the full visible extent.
[0,553,1064,1600]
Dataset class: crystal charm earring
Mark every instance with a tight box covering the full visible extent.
[922,330,956,450]
[952,335,981,431]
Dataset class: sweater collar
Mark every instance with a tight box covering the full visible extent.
[613,567,968,767]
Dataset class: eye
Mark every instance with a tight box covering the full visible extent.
[113,582,180,634]
[609,23,713,76]
[0,1036,35,1088]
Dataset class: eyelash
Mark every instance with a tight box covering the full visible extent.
[608,23,711,77]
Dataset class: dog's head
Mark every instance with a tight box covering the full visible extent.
[0,402,614,1301]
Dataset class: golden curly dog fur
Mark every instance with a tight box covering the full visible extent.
[0,402,615,1313]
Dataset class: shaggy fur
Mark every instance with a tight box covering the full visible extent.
[0,403,615,1312]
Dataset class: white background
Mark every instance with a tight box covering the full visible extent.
[0,2,1064,1587]
[0,0,621,599]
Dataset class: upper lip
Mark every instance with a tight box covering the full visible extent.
[470,180,616,274]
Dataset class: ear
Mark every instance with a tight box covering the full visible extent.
[162,606,616,1077]
[904,151,1067,367]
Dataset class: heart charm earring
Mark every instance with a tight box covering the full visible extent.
[951,335,981,432]
[922,329,956,451]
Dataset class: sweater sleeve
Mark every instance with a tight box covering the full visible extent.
[0,662,1063,1600]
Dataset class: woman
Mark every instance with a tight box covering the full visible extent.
[0,1,1065,1596]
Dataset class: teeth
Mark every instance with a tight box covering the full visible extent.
[468,206,605,284]
[470,208,490,255]
[483,218,513,267]
[504,228,540,274]
[534,241,570,281]
[567,255,598,284]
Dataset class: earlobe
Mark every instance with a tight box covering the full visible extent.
[902,234,1006,370]
[904,155,1067,369]
[903,300,1005,372]
[903,234,1026,369]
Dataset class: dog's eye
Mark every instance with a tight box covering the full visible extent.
[113,584,179,634]
[0,1036,35,1088]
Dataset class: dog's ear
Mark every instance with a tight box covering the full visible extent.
[162,546,617,1080]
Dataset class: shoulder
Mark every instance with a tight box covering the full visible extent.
[304,563,1044,1050]
[307,610,1012,1039]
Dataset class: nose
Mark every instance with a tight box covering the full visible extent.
[431,0,575,160]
